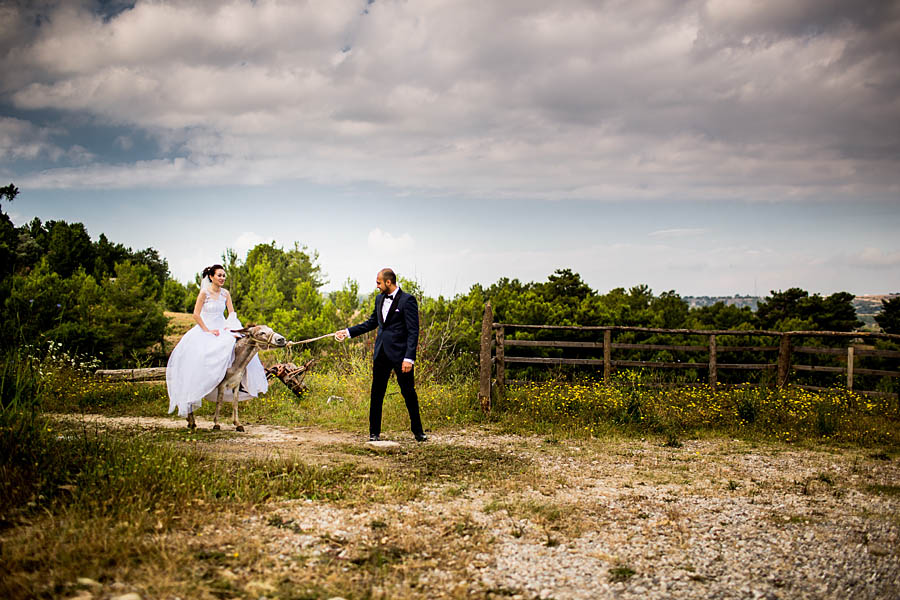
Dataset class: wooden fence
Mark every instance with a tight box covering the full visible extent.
[477,302,900,412]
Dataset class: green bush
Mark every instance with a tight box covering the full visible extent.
[2,259,166,367]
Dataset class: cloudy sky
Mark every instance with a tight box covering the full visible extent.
[2,0,899,297]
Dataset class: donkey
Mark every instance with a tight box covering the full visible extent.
[186,324,287,431]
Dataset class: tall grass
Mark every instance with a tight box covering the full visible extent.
[0,347,43,414]
[40,348,484,436]
[32,344,900,447]
[497,373,899,445]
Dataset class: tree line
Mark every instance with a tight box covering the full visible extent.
[1,185,169,365]
[2,184,898,371]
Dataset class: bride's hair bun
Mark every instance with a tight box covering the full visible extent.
[202,264,226,280]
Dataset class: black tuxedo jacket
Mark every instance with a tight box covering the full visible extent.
[348,289,419,364]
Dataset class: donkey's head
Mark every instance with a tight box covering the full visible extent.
[234,324,287,349]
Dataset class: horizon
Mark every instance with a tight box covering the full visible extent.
[8,202,899,300]
[8,191,900,299]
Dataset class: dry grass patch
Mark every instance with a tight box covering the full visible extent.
[164,311,196,351]
[146,504,503,600]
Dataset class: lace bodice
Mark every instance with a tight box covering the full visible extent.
[199,288,232,332]
[201,288,228,315]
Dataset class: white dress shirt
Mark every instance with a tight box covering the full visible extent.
[381,292,395,321]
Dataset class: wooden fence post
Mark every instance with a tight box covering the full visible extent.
[777,334,792,388]
[495,326,505,398]
[708,334,717,391]
[478,301,493,413]
[603,329,612,381]
[846,346,854,391]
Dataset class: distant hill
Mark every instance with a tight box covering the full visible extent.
[682,294,899,330]
[853,294,899,328]
[683,295,760,311]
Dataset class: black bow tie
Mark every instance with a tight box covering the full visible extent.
[385,294,395,301]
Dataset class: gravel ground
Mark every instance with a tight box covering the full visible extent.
[53,416,900,599]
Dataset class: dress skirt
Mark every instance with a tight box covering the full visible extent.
[166,312,268,417]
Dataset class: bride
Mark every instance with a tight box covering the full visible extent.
[166,263,268,421]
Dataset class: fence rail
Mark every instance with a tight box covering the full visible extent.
[95,367,167,382]
[476,301,900,412]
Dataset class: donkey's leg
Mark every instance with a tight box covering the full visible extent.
[213,386,224,430]
[187,409,196,429]
[233,386,244,432]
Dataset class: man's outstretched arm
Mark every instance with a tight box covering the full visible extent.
[335,307,378,341]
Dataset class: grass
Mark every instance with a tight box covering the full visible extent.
[0,345,532,597]
[608,566,637,583]
[866,484,900,496]
[36,346,900,449]
[3,348,900,598]
[1,411,530,597]
[498,376,900,447]
[38,351,484,437]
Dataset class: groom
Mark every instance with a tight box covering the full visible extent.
[335,268,427,442]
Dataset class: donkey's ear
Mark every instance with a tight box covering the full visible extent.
[231,327,249,335]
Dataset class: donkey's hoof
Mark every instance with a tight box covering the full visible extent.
[187,423,196,430]
[212,424,221,431]
[236,425,245,432]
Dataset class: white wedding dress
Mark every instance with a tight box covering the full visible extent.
[166,288,268,417]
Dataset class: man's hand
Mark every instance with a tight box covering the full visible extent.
[334,330,348,341]
[402,359,413,373]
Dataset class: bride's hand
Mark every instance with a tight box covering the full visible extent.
[209,329,220,336]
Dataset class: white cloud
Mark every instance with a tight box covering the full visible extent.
[367,228,414,252]
[0,117,66,162]
[1,0,898,204]
[234,231,268,257]
[849,248,900,268]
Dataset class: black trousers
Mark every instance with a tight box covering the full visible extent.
[370,352,424,438]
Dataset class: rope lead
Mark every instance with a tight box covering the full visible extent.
[286,332,335,346]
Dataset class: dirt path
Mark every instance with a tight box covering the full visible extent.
[56,412,354,447]
[50,414,900,599]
